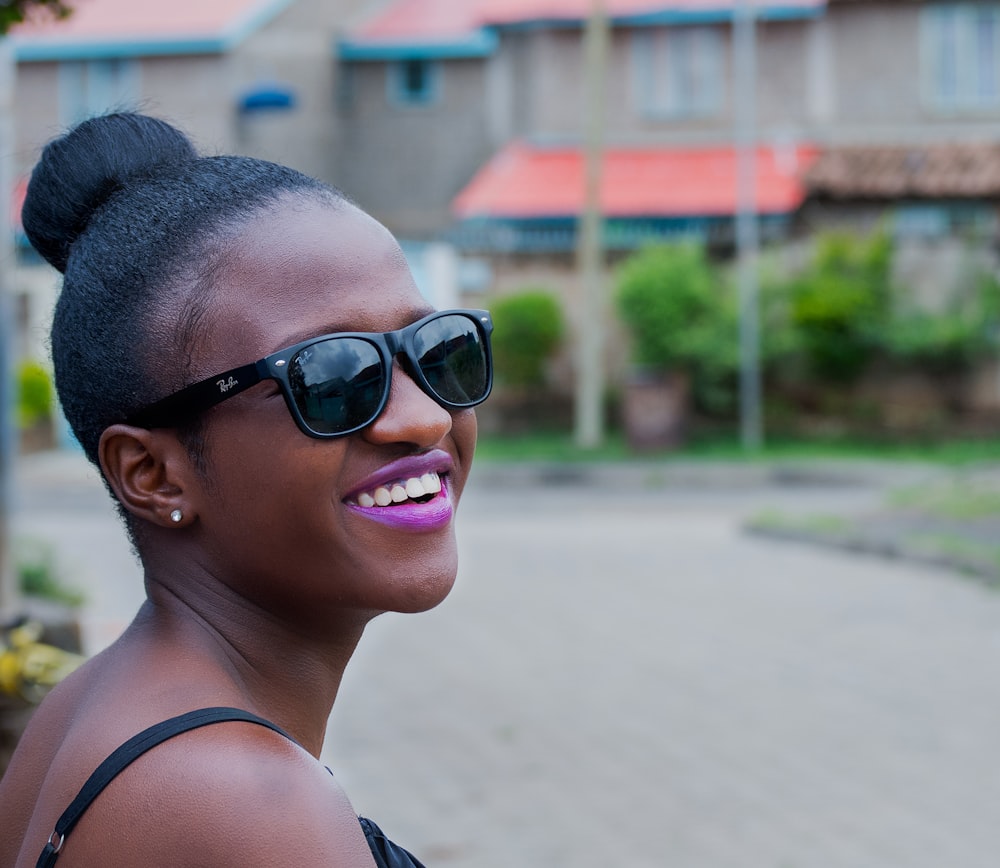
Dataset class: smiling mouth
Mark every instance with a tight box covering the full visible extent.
[348,471,444,508]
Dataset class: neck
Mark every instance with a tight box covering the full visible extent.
[131,573,372,756]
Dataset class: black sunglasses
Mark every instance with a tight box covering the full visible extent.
[127,309,494,439]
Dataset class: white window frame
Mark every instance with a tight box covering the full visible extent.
[632,25,724,120]
[921,3,1000,112]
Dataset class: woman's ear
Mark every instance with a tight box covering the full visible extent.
[98,424,196,527]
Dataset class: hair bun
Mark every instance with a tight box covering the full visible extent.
[21,112,197,273]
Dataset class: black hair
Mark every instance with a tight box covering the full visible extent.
[22,112,346,470]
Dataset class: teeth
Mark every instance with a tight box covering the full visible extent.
[355,472,442,508]
[421,473,442,494]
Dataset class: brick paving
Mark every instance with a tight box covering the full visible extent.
[10,452,1000,867]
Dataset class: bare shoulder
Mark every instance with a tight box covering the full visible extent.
[53,721,375,868]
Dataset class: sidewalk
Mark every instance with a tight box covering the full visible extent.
[11,449,145,653]
[8,447,1000,867]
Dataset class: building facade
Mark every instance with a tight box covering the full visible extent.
[337,0,1000,258]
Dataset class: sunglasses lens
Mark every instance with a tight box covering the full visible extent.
[288,338,385,435]
[414,314,490,406]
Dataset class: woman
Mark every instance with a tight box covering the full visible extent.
[0,112,493,867]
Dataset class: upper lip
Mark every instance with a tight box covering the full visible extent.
[344,449,455,501]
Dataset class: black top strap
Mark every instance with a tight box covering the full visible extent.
[37,707,294,868]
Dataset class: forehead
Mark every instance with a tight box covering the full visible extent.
[195,197,425,366]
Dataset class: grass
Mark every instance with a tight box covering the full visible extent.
[475,429,1000,465]
[888,479,1000,520]
[475,431,632,462]
[748,509,853,536]
[749,472,1000,588]
[15,538,86,607]
[904,532,1000,575]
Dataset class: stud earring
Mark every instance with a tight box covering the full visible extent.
[170,509,183,523]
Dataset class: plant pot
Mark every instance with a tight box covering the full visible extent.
[18,418,56,454]
[622,369,690,452]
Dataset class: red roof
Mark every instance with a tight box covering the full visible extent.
[11,178,26,233]
[12,0,290,48]
[353,0,825,42]
[453,141,819,220]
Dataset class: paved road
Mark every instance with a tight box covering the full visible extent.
[10,452,1000,868]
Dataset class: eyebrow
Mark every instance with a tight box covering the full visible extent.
[274,306,437,352]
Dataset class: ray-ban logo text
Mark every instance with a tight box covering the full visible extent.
[217,377,239,393]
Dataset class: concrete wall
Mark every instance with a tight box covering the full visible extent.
[821,1,1000,143]
[334,15,826,236]
[13,0,371,183]
[335,57,496,236]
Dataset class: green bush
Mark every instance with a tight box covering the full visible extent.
[615,242,725,370]
[884,271,1000,373]
[17,359,54,428]
[615,242,740,416]
[490,289,564,387]
[787,231,892,383]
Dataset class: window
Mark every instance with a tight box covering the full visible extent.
[922,3,1000,111]
[633,26,724,120]
[388,58,440,106]
[895,202,996,239]
[58,59,140,126]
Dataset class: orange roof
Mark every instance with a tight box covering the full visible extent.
[453,141,819,220]
[11,0,293,58]
[352,0,825,43]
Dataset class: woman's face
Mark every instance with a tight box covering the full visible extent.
[177,196,478,626]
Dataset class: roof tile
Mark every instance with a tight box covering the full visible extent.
[804,143,1000,200]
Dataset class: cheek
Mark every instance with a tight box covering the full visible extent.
[449,409,479,498]
[197,409,343,538]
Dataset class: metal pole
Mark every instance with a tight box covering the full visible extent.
[574,0,609,449]
[734,0,763,451]
[0,35,16,617]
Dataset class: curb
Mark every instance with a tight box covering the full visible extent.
[473,457,943,491]
[746,523,1000,588]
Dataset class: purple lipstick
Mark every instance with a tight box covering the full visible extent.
[344,451,455,532]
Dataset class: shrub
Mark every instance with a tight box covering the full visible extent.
[490,289,564,387]
[884,271,1000,373]
[615,242,723,371]
[615,242,739,416]
[17,359,54,428]
[787,231,892,383]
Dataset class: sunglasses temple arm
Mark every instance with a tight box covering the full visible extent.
[127,361,265,429]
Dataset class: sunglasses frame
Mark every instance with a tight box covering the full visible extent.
[127,309,494,439]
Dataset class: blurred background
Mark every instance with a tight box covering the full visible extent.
[3,1,1000,866]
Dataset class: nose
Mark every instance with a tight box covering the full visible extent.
[362,359,452,447]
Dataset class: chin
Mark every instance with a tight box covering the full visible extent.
[394,564,459,614]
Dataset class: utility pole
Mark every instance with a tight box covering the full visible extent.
[0,35,16,616]
[734,0,763,451]
[574,0,609,449]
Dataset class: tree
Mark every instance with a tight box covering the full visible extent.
[0,1,71,33]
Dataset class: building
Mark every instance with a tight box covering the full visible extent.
[338,1,1000,281]
[8,0,370,363]
[10,0,1000,416]
[10,0,374,184]
[337,0,826,253]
